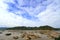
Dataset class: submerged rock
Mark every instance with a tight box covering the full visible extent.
[5,32,11,36]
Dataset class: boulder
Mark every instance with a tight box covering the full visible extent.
[5,32,11,36]
[13,36,19,39]
[21,32,41,40]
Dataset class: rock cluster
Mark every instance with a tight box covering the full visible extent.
[13,36,19,39]
[21,32,41,40]
[40,30,60,38]
[4,30,60,40]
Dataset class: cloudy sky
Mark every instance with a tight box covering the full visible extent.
[0,0,60,28]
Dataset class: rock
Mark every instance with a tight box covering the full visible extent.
[23,35,31,40]
[40,30,51,34]
[0,32,2,34]
[13,36,19,39]
[5,33,11,36]
[40,30,60,39]
[21,32,27,38]
[49,31,60,38]
[21,32,41,40]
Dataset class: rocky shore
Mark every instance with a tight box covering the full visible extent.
[0,30,60,40]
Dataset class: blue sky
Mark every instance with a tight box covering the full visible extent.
[0,0,60,28]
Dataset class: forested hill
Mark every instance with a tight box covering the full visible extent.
[6,25,60,30]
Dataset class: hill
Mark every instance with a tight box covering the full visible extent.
[6,25,58,30]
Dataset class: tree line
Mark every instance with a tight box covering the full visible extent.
[6,25,60,30]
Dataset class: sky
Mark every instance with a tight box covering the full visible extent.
[0,0,60,28]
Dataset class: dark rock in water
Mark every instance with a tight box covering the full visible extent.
[0,32,2,34]
[5,33,11,36]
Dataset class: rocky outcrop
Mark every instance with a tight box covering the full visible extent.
[13,36,19,39]
[40,30,60,38]
[21,32,41,40]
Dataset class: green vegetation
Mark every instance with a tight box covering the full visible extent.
[39,25,54,30]
[0,25,59,30]
[6,25,57,30]
[55,36,60,40]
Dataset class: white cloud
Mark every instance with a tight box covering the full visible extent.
[0,0,60,28]
[0,7,39,27]
[37,0,60,28]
